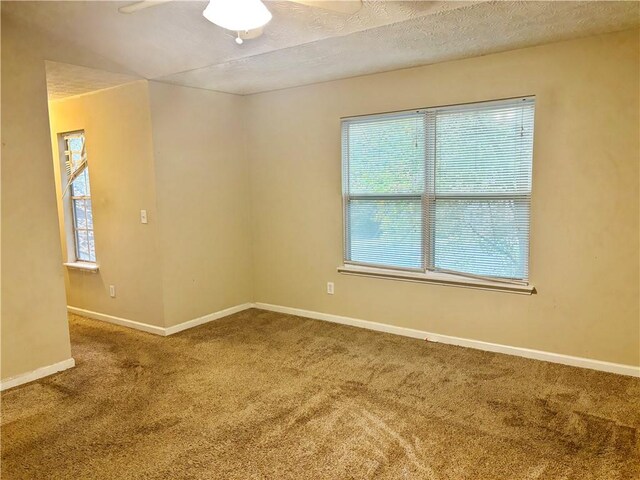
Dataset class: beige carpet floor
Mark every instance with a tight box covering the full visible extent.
[1,309,639,479]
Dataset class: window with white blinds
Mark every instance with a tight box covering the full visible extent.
[60,131,97,263]
[342,97,535,283]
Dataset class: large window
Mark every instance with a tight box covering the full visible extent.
[61,131,97,263]
[342,97,535,286]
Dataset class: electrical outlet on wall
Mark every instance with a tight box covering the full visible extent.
[109,285,116,298]
[327,282,334,295]
[140,209,148,224]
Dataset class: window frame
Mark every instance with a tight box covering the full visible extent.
[58,130,99,270]
[342,110,428,274]
[340,97,535,294]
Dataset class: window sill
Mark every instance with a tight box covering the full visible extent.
[337,264,535,295]
[64,262,99,273]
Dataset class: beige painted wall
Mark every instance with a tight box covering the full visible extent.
[148,82,252,326]
[48,81,166,327]
[246,29,640,367]
[1,5,144,381]
[1,15,72,379]
[46,81,253,330]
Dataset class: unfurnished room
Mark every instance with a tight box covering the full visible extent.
[1,1,639,479]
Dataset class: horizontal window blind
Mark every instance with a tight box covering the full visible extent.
[343,113,426,270]
[430,99,535,280]
[342,97,535,282]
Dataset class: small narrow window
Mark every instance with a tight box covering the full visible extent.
[60,131,97,263]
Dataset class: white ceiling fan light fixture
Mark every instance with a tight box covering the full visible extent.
[118,0,362,44]
[202,0,273,33]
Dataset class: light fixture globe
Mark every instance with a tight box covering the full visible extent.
[203,0,272,32]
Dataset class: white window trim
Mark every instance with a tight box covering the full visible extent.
[338,264,535,295]
[64,261,99,272]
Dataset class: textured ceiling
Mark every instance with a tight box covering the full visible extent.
[5,1,474,78]
[160,1,640,94]
[4,1,639,97]
[45,61,141,100]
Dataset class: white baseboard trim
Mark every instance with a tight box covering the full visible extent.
[67,306,166,336]
[67,303,254,337]
[1,358,76,391]
[66,302,639,377]
[254,303,640,378]
[164,303,254,335]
